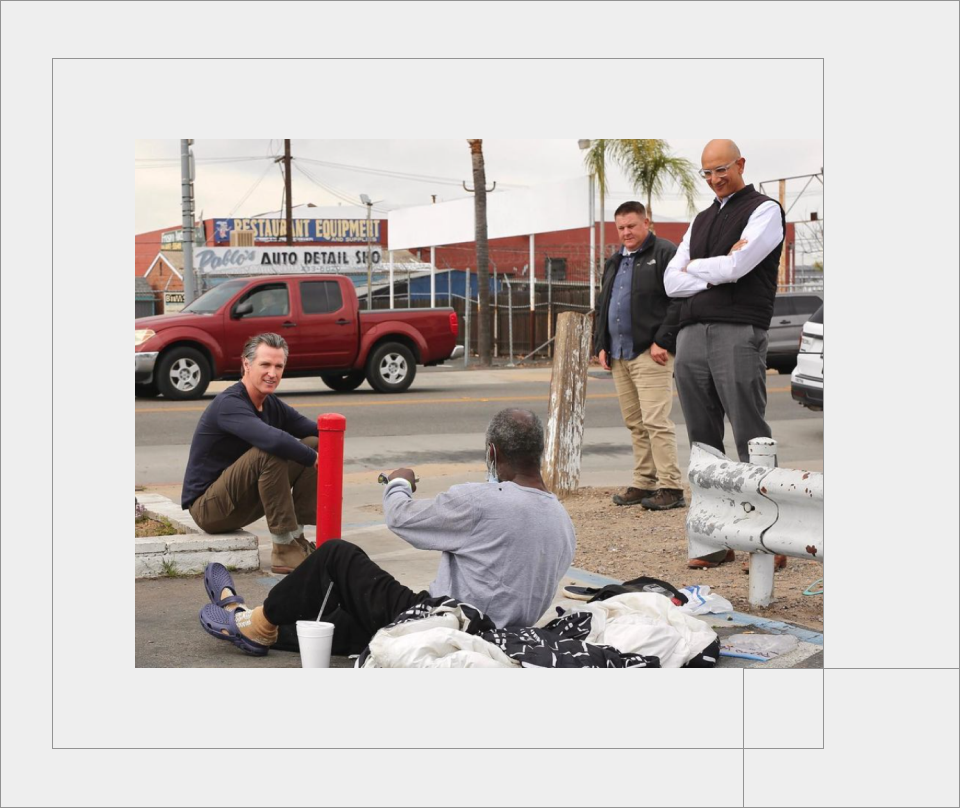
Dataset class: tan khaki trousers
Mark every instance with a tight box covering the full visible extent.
[611,350,682,490]
[188,436,318,536]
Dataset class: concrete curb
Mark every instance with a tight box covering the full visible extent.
[135,493,259,578]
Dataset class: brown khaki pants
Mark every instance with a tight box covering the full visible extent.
[189,436,318,536]
[611,350,682,490]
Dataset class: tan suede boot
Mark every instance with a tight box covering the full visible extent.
[294,534,316,557]
[271,541,307,574]
[234,606,278,647]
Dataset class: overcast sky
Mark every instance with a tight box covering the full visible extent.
[135,138,824,236]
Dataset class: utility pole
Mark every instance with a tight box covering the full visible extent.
[283,139,294,245]
[464,139,496,365]
[760,170,824,290]
[180,139,198,305]
[361,194,373,310]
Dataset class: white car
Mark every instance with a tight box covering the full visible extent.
[790,303,823,411]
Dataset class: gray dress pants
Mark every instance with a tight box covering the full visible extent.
[674,322,772,464]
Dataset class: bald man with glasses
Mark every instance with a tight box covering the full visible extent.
[664,139,788,571]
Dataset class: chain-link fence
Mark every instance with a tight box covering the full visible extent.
[187,240,823,361]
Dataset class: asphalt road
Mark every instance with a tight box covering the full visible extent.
[136,365,823,490]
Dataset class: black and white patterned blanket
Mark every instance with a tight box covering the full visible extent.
[359,596,662,668]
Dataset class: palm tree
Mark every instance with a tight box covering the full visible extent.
[583,139,698,242]
[467,139,492,365]
[627,140,699,230]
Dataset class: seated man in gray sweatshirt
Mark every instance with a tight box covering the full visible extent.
[198,408,578,657]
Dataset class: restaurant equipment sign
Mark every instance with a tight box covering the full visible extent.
[213,218,382,244]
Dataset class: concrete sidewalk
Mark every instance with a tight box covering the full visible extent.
[136,466,823,669]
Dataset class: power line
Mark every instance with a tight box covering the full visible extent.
[135,156,274,170]
[296,156,525,189]
[228,160,278,216]
[294,162,391,214]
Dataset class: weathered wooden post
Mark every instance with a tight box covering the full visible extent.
[541,311,593,499]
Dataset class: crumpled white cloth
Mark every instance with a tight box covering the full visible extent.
[363,609,518,668]
[569,593,718,668]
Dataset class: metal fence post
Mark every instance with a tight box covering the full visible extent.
[547,257,554,359]
[492,261,499,359]
[506,276,515,367]
[464,268,470,368]
[388,252,395,309]
[747,437,778,606]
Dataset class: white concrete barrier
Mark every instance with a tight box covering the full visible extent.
[686,441,823,606]
[135,492,259,578]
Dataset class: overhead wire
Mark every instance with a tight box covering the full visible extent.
[296,156,525,189]
[228,160,279,217]
[294,162,391,214]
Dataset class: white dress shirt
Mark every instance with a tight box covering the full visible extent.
[664,195,783,298]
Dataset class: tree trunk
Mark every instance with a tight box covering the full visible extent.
[599,183,605,265]
[541,312,593,498]
[468,139,492,365]
[646,190,656,235]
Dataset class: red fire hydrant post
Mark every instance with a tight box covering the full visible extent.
[316,413,346,547]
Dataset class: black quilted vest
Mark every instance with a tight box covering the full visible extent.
[679,184,784,329]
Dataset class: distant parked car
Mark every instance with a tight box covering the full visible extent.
[767,292,824,373]
[791,303,824,411]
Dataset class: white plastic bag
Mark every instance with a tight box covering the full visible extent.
[678,584,733,615]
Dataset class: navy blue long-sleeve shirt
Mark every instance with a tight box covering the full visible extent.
[181,382,319,509]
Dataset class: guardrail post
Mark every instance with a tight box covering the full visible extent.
[748,438,778,606]
[316,414,346,547]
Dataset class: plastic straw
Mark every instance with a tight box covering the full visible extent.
[316,582,334,621]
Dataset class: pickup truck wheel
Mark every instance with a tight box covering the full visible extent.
[321,371,366,392]
[135,381,160,398]
[366,342,416,394]
[156,347,211,400]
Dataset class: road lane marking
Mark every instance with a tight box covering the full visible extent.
[136,387,792,414]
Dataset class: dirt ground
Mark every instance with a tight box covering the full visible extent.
[562,486,823,631]
[134,517,182,538]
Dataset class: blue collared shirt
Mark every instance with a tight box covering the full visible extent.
[607,248,638,360]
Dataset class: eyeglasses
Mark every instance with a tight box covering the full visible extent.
[698,159,741,179]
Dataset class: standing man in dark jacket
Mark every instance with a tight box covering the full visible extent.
[594,201,684,511]
[182,332,320,575]
[665,139,787,570]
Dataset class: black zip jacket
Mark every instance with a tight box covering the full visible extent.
[593,232,681,357]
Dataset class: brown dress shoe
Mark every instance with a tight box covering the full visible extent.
[612,487,656,506]
[640,488,687,511]
[271,541,308,574]
[741,554,789,573]
[688,548,736,569]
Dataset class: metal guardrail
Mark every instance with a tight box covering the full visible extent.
[686,439,823,607]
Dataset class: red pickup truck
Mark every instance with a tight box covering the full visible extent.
[135,274,461,399]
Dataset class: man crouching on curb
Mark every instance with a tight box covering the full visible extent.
[197,408,578,658]
[181,332,319,575]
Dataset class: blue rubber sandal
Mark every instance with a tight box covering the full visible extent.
[199,603,270,656]
[203,562,245,609]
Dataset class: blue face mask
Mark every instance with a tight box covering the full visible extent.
[485,444,499,483]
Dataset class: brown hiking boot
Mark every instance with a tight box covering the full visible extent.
[612,487,657,506]
[271,541,307,574]
[641,488,687,511]
[294,534,316,556]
